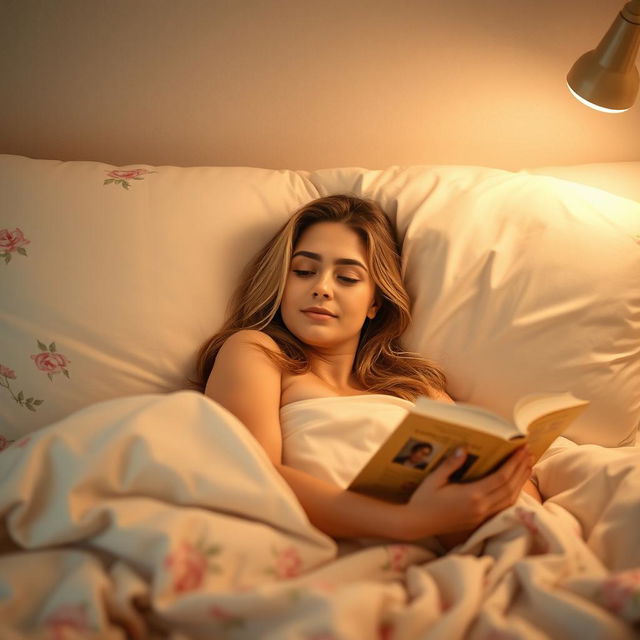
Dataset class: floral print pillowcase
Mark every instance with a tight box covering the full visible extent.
[1,227,30,264]
[1,154,313,445]
[1,162,156,444]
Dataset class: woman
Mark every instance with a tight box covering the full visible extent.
[193,195,539,546]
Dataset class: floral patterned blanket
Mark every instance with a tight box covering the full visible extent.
[0,391,638,639]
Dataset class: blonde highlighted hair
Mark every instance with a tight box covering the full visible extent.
[191,194,446,401]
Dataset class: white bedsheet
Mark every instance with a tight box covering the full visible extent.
[0,391,638,639]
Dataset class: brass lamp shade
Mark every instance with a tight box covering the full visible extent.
[567,0,640,112]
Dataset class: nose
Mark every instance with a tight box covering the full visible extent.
[312,273,332,299]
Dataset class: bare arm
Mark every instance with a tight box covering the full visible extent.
[204,330,406,539]
[205,330,533,541]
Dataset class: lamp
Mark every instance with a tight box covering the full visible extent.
[567,0,640,112]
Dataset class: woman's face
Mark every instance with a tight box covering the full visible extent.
[280,222,379,351]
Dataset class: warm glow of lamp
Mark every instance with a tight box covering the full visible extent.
[567,0,640,112]
[567,84,630,112]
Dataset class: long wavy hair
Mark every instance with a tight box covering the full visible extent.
[191,194,446,401]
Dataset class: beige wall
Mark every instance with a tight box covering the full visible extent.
[1,0,639,171]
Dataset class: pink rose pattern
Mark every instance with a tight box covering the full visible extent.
[164,539,222,593]
[384,544,410,572]
[3,168,160,420]
[2,340,69,416]
[31,340,71,382]
[515,506,550,554]
[270,546,303,579]
[0,362,43,412]
[0,227,30,264]
[0,364,16,380]
[601,568,640,616]
[0,434,11,451]
[43,603,92,640]
[104,168,155,190]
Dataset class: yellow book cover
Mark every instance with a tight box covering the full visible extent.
[347,391,589,503]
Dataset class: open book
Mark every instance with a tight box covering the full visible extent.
[347,391,589,503]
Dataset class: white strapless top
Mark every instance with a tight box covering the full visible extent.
[280,394,414,489]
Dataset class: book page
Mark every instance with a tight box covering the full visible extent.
[513,392,588,433]
[524,403,590,461]
[413,396,520,438]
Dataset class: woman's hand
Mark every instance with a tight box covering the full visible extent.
[521,477,542,503]
[396,446,534,541]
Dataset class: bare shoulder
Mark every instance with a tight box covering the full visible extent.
[206,329,283,394]
[221,328,282,355]
[204,329,284,463]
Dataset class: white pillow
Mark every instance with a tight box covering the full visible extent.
[0,154,318,438]
[524,161,640,204]
[311,165,640,446]
[2,156,639,449]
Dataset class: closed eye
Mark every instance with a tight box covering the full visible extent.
[292,270,360,284]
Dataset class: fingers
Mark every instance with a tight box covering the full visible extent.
[411,446,533,535]
[478,446,530,493]
[484,447,533,512]
[430,446,468,486]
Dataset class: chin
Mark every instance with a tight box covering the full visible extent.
[287,324,336,348]
[282,319,319,342]
[293,327,332,345]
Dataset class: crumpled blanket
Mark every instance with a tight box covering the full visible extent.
[0,391,638,639]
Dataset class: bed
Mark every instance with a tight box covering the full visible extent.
[1,154,639,639]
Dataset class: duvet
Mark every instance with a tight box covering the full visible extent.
[0,391,638,639]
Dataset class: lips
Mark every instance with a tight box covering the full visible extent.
[302,307,337,318]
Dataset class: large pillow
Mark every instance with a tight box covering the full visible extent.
[310,165,640,446]
[524,161,640,204]
[0,154,318,438]
[2,155,639,450]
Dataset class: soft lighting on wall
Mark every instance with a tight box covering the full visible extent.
[566,0,640,112]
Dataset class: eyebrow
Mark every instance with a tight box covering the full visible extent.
[291,250,368,271]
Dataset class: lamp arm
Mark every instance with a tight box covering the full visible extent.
[593,2,640,72]
[622,0,640,25]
